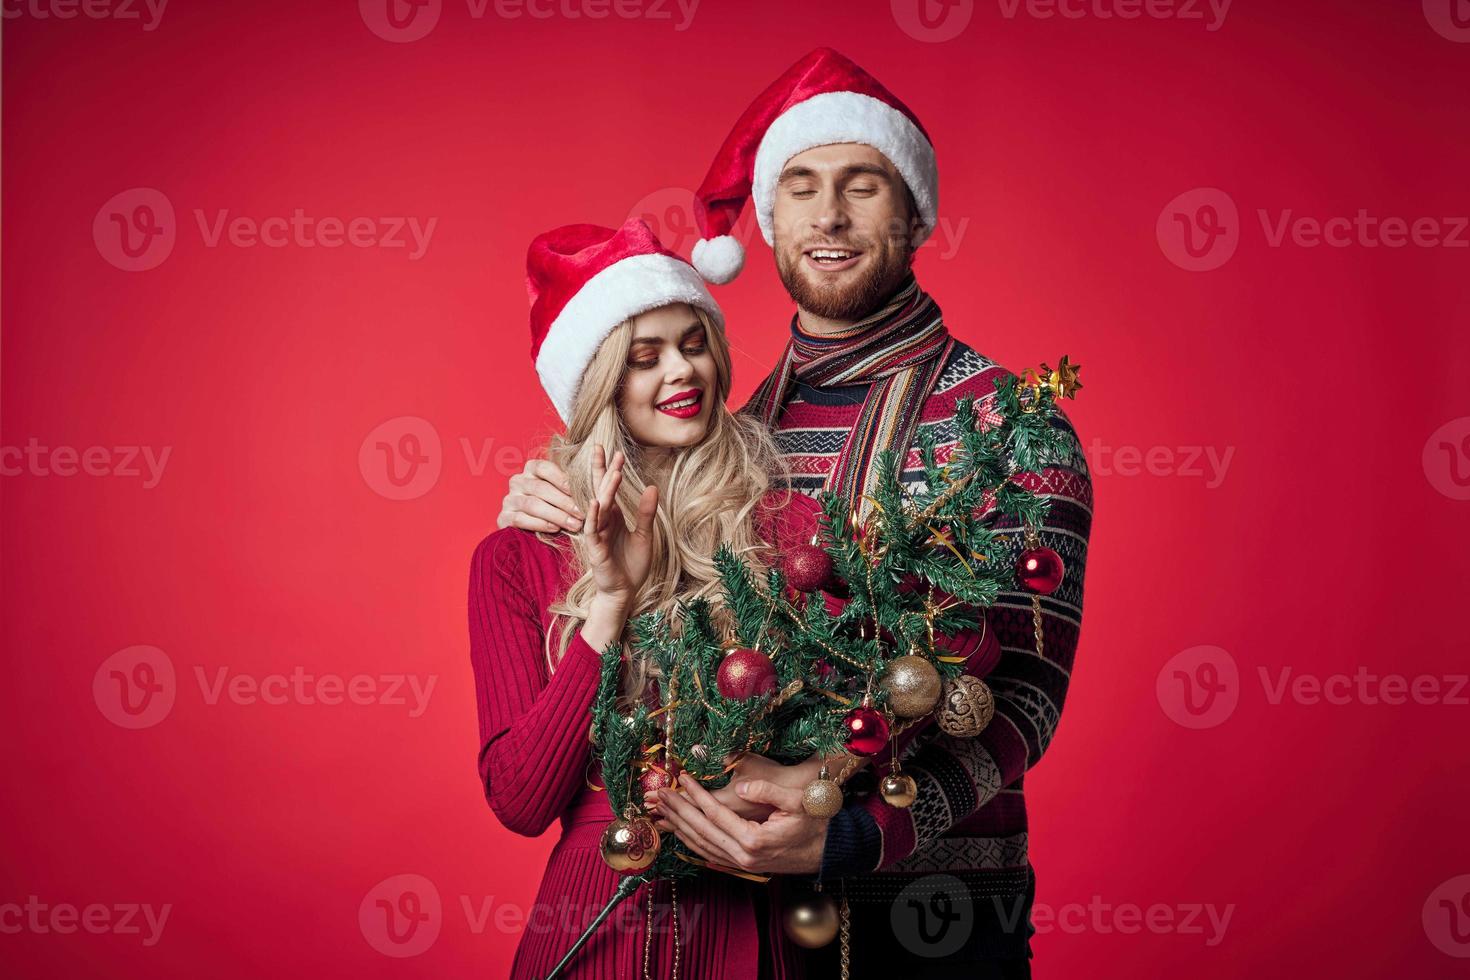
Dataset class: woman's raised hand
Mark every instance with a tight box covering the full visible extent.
[583,445,658,609]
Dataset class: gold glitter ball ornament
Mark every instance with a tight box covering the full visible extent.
[880,654,943,718]
[802,766,843,819]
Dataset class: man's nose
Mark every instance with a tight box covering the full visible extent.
[813,187,850,237]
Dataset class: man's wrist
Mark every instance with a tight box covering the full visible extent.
[814,802,882,884]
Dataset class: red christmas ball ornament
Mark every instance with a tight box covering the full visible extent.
[1016,546,1065,595]
[638,765,673,797]
[842,704,891,757]
[716,648,779,700]
[783,543,835,593]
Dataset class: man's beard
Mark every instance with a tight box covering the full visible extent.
[776,237,913,323]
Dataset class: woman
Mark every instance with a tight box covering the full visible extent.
[467,219,825,979]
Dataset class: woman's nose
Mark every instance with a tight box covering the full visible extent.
[664,352,694,383]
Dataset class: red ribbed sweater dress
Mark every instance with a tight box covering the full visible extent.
[467,492,822,979]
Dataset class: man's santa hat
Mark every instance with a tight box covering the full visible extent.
[690,47,939,285]
[527,218,723,423]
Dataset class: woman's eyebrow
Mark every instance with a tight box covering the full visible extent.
[631,324,703,347]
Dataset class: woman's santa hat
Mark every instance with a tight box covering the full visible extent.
[527,218,723,423]
[690,47,939,285]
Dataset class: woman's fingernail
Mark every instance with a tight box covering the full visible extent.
[737,781,750,796]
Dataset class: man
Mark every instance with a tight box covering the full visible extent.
[497,48,1092,977]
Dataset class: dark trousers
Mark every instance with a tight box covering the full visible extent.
[779,868,1037,979]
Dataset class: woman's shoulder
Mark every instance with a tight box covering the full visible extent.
[469,526,574,585]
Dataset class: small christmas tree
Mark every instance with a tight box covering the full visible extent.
[547,358,1082,979]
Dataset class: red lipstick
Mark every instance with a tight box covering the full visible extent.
[656,388,703,419]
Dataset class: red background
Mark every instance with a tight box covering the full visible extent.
[4,1,1469,976]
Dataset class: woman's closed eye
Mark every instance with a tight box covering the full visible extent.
[628,333,706,369]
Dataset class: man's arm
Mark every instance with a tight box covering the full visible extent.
[649,410,1091,881]
[497,458,585,534]
[819,406,1093,877]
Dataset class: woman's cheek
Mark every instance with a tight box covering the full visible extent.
[696,355,720,391]
[619,373,650,415]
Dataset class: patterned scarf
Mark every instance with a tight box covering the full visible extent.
[743,274,954,517]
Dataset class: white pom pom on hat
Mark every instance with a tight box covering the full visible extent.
[690,235,745,285]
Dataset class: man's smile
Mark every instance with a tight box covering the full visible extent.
[803,245,865,273]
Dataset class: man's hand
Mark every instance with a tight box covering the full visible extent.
[653,776,828,875]
[709,751,827,816]
[497,458,583,534]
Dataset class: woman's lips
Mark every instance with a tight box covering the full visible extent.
[656,389,703,419]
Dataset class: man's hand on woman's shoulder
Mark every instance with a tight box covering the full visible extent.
[497,458,584,534]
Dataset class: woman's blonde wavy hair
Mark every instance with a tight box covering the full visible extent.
[541,304,788,708]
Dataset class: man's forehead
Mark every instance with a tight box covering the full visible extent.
[780,143,899,177]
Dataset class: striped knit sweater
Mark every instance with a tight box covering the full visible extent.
[749,313,1094,916]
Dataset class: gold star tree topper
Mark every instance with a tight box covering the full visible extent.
[1020,355,1082,401]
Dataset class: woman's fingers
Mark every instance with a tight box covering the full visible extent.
[590,444,606,490]
[655,791,741,868]
[633,484,658,539]
[601,468,624,513]
[591,451,631,536]
[583,499,606,561]
[592,448,626,527]
[594,447,622,495]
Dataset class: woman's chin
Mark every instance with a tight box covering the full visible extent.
[633,413,710,449]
